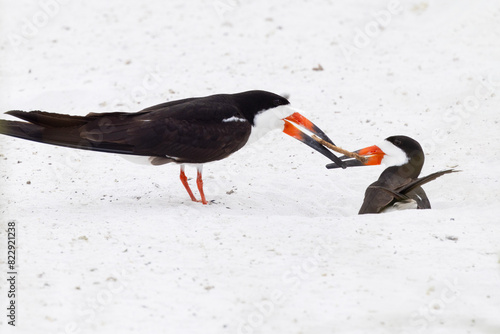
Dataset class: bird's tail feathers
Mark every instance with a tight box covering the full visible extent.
[0,110,135,155]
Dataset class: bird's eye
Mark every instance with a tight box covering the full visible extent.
[394,139,402,146]
[273,99,284,106]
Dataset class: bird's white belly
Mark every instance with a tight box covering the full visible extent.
[382,199,418,213]
[119,154,206,170]
[119,155,159,165]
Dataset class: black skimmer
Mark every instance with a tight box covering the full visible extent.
[326,135,458,214]
[0,90,344,204]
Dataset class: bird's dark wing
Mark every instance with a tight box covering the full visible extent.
[104,104,251,163]
[358,184,396,214]
[358,167,414,214]
[0,97,251,163]
[394,169,458,195]
[366,186,410,201]
[394,170,458,210]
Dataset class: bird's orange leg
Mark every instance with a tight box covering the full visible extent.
[196,166,208,205]
[179,165,198,202]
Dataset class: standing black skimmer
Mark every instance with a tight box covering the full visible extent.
[0,90,344,204]
[326,135,457,214]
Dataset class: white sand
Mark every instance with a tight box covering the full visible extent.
[1,1,499,333]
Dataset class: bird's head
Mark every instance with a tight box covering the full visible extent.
[234,90,345,168]
[326,135,424,176]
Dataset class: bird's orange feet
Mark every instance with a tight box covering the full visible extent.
[179,165,208,205]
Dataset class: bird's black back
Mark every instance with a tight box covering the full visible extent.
[0,91,289,164]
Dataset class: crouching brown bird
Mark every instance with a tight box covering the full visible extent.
[0,90,344,204]
[326,135,458,214]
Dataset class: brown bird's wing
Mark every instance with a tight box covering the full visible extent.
[358,185,397,214]
[366,186,410,201]
[395,170,458,195]
[395,170,458,209]
[358,166,412,214]
[359,169,458,214]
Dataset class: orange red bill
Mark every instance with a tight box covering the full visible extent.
[282,112,345,168]
[326,144,386,169]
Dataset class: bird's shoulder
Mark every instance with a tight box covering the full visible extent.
[138,95,244,123]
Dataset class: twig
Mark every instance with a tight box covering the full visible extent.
[312,135,368,163]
